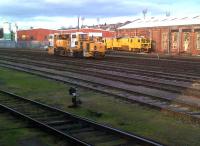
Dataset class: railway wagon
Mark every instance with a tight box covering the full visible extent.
[48,32,105,58]
[104,37,152,52]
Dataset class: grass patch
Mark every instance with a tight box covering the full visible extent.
[0,67,200,146]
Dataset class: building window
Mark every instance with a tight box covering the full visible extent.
[44,35,47,40]
[183,32,190,51]
[162,32,168,51]
[72,34,76,38]
[30,36,34,40]
[0,28,3,38]
[173,32,178,42]
[184,32,189,41]
[22,35,26,40]
[172,32,178,49]
[197,32,200,50]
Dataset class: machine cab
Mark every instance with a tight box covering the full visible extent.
[70,32,85,48]
[48,34,54,47]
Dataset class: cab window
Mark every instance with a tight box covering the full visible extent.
[72,34,76,38]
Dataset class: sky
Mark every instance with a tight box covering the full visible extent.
[0,0,200,29]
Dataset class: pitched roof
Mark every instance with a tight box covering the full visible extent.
[118,15,200,29]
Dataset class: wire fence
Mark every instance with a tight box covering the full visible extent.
[0,40,49,49]
[0,40,16,48]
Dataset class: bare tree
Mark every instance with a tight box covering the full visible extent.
[142,8,148,19]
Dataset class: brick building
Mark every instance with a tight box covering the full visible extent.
[17,28,115,41]
[17,28,58,41]
[118,16,200,55]
[61,28,116,38]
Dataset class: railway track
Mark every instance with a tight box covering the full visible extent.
[1,53,200,84]
[1,59,200,124]
[1,51,200,82]
[0,50,200,122]
[0,89,163,146]
[1,50,200,75]
[107,51,200,64]
[4,49,200,76]
[2,48,200,64]
[1,55,200,97]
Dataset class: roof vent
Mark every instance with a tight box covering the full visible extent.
[181,17,188,20]
[162,19,167,21]
[193,15,200,19]
[171,18,178,20]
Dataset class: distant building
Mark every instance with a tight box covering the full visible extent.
[17,28,58,41]
[60,28,116,38]
[17,28,116,42]
[0,28,3,39]
[118,16,200,55]
[0,22,17,41]
[87,21,132,31]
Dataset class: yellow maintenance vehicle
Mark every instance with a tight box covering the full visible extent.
[48,32,105,58]
[104,37,152,52]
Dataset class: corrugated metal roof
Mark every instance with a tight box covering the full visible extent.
[118,15,200,29]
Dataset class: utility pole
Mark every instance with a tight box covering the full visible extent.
[81,17,85,28]
[142,8,148,19]
[168,27,171,54]
[97,17,100,28]
[77,16,80,31]
[166,11,171,17]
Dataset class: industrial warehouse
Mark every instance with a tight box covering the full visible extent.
[118,15,200,55]
[0,1,200,146]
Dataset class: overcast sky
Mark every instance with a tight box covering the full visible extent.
[0,0,200,29]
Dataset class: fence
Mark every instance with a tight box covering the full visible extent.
[0,40,49,49]
[17,41,49,49]
[0,40,16,48]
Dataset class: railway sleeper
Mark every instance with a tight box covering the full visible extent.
[34,115,66,122]
[0,100,27,105]
[11,107,51,114]
[0,99,18,102]
[52,123,83,131]
[187,111,200,115]
[69,127,94,135]
[85,134,123,144]
[92,138,128,146]
[64,124,92,133]
[46,119,75,126]
[194,115,200,118]
[113,142,141,146]
[72,130,110,139]
[22,112,56,118]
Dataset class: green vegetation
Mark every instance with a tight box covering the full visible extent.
[0,67,200,146]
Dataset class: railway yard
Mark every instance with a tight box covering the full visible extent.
[0,48,200,146]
